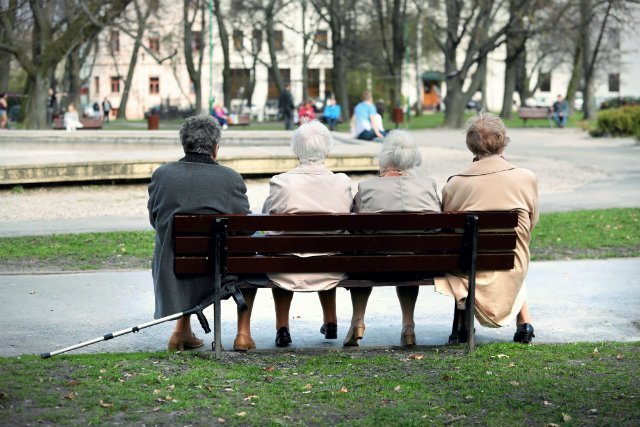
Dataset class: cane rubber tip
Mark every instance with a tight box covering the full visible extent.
[41,353,51,359]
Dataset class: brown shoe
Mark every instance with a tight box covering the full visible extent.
[233,333,256,351]
[167,332,204,351]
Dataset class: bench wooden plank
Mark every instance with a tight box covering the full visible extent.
[174,232,517,254]
[174,253,515,275]
[174,211,519,233]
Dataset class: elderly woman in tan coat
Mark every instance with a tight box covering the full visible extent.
[347,130,441,347]
[435,112,538,343]
[262,120,353,347]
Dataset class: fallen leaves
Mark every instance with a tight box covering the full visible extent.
[98,400,113,408]
[236,411,247,417]
[64,392,77,400]
[510,381,520,386]
[338,387,349,393]
[587,408,599,417]
[243,394,258,401]
[264,366,276,372]
[562,413,572,422]
[408,354,424,360]
[393,385,402,392]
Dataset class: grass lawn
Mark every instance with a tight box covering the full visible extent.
[0,209,637,272]
[0,343,637,425]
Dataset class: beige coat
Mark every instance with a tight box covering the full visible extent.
[262,163,353,291]
[434,156,539,327]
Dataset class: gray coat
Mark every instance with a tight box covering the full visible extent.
[148,155,250,318]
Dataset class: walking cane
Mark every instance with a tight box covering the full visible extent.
[41,284,247,359]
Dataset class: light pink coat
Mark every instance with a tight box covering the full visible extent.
[434,156,539,327]
[262,163,353,291]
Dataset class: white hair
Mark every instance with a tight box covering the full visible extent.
[291,120,333,164]
[379,130,422,172]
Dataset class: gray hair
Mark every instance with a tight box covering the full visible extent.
[291,120,333,164]
[179,114,222,155]
[465,112,509,157]
[379,130,422,172]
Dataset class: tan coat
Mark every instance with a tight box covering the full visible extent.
[434,156,539,327]
[262,163,353,291]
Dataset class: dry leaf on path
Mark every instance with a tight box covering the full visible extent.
[99,400,113,408]
[408,354,424,360]
[264,366,276,372]
[217,418,226,424]
[394,385,401,392]
[243,395,258,401]
[64,392,76,400]
[562,413,572,422]
[236,411,247,417]
[339,387,349,393]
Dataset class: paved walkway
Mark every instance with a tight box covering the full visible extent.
[1,258,638,357]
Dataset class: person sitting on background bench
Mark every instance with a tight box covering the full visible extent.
[435,112,538,344]
[347,130,441,347]
[63,104,84,131]
[262,120,353,347]
[552,94,569,128]
[148,114,257,351]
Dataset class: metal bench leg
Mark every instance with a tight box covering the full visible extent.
[463,215,478,352]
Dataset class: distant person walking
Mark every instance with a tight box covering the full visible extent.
[93,101,101,117]
[323,98,341,131]
[102,97,112,123]
[351,91,386,141]
[552,94,569,128]
[278,84,295,130]
[0,93,7,129]
[47,88,57,127]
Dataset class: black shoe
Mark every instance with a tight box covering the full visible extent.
[513,323,535,344]
[275,327,292,347]
[320,322,338,339]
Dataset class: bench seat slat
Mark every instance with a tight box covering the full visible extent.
[237,278,436,289]
[174,232,517,255]
[174,211,519,233]
[174,253,514,275]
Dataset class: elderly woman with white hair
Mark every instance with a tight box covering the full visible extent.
[435,112,538,343]
[346,130,441,347]
[262,120,353,347]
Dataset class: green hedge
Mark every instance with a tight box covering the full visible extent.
[590,106,640,138]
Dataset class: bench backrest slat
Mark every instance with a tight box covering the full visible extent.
[173,211,518,233]
[174,253,515,275]
[174,232,517,254]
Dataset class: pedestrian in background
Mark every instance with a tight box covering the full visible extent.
[323,98,341,131]
[278,83,295,130]
[552,94,569,128]
[0,93,8,129]
[102,97,112,123]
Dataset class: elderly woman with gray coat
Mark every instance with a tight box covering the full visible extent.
[148,114,257,352]
[347,130,441,347]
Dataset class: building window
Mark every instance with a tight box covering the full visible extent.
[149,77,160,94]
[252,29,262,52]
[149,36,160,54]
[307,68,320,98]
[539,72,551,92]
[110,76,120,93]
[268,68,290,98]
[110,30,120,53]
[608,73,620,92]
[230,69,250,99]
[233,30,243,51]
[274,30,284,51]
[609,28,620,50]
[192,31,202,52]
[94,76,100,95]
[315,30,328,51]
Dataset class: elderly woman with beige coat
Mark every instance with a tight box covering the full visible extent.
[262,120,353,347]
[435,112,538,343]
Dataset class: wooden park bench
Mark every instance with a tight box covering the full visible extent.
[517,106,552,127]
[173,211,519,356]
[53,116,103,130]
[228,114,251,126]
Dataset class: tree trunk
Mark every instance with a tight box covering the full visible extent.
[414,0,424,116]
[565,42,582,116]
[213,0,231,108]
[24,73,49,129]
[332,41,349,121]
[118,36,141,119]
[64,46,82,111]
[266,2,285,97]
[0,52,9,92]
[443,85,467,128]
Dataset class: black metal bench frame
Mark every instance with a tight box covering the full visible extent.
[173,211,519,356]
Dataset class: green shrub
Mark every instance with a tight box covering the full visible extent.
[590,106,640,138]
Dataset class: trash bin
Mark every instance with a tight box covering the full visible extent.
[148,114,160,130]
[392,107,404,128]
